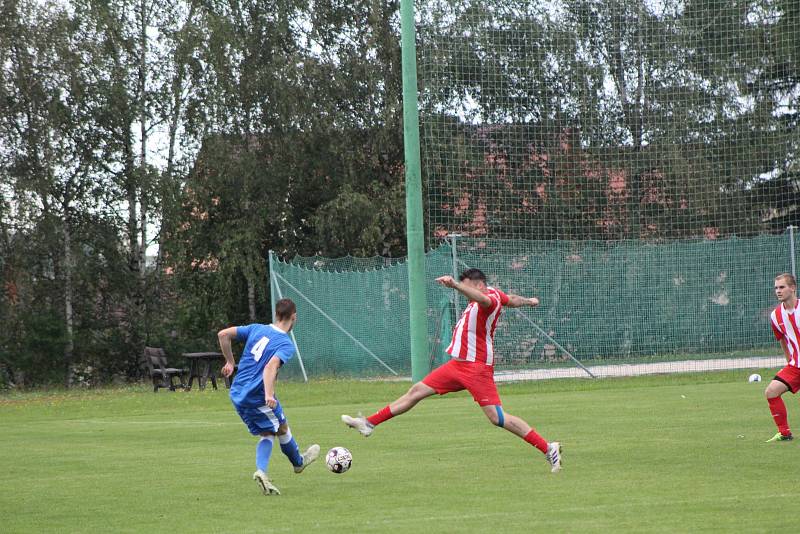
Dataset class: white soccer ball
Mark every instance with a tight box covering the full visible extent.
[326,447,353,474]
[748,373,762,383]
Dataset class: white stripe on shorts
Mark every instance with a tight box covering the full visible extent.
[258,405,281,431]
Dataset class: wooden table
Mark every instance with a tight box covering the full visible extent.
[183,352,225,390]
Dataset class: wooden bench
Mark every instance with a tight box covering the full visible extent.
[141,347,189,392]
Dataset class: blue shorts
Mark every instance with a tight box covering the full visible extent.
[234,401,288,435]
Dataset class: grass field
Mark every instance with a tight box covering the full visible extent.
[1,370,796,533]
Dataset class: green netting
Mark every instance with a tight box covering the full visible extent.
[270,245,455,379]
[455,235,788,367]
[409,0,797,379]
[271,233,790,379]
[272,1,797,379]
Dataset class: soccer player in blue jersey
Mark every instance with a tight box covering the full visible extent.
[218,298,320,495]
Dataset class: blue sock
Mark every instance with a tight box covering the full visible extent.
[256,436,274,472]
[278,430,303,467]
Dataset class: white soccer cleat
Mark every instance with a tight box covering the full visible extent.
[546,442,562,473]
[341,414,374,437]
[294,443,321,473]
[253,470,281,495]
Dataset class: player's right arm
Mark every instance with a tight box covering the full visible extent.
[770,312,791,364]
[436,275,492,308]
[217,327,238,377]
[263,356,282,408]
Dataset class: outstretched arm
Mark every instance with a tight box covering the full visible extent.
[505,294,540,308]
[217,327,237,377]
[435,275,492,308]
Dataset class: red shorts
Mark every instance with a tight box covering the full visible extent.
[775,365,800,394]
[422,359,501,406]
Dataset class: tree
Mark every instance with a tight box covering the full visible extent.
[0,0,120,384]
[163,0,410,333]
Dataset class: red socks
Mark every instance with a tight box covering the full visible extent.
[768,397,791,436]
[524,429,549,454]
[367,405,394,427]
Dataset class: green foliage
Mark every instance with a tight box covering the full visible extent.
[158,0,407,343]
[310,180,406,258]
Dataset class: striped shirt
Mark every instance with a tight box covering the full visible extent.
[446,287,510,366]
[771,303,800,368]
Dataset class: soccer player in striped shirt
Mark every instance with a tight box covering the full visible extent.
[218,298,320,495]
[765,272,800,442]
[342,268,562,473]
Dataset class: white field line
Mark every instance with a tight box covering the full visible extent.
[493,355,785,382]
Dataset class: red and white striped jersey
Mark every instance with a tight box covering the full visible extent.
[446,287,510,366]
[771,303,800,368]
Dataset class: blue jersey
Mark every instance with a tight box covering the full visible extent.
[230,324,296,408]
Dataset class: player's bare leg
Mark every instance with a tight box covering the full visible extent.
[481,404,561,473]
[765,380,793,442]
[388,382,437,415]
[343,382,436,436]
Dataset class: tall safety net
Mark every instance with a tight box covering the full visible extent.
[272,1,798,380]
[414,0,798,378]
[272,234,791,380]
[269,248,457,380]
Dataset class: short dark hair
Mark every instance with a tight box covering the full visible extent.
[275,298,296,321]
[459,268,487,283]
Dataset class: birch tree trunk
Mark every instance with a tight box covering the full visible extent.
[63,214,74,387]
[138,0,148,277]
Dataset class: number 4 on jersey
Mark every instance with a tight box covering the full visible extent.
[251,336,271,362]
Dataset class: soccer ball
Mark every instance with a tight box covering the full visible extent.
[748,373,762,383]
[325,447,352,474]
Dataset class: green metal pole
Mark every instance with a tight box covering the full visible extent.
[400,0,429,382]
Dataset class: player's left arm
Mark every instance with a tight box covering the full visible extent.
[770,315,790,363]
[263,356,282,408]
[505,294,540,308]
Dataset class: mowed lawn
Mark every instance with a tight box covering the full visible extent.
[0,370,795,533]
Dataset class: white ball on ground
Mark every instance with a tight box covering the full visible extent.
[325,447,352,474]
[748,373,762,383]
